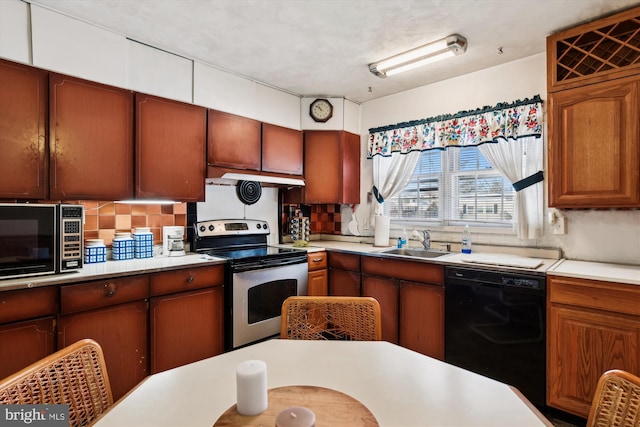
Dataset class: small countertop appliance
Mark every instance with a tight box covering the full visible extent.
[163,226,185,257]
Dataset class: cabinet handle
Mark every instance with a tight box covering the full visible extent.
[187,276,195,283]
[105,283,116,297]
[312,258,323,263]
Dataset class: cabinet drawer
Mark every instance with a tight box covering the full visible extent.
[361,256,444,285]
[307,251,327,271]
[549,276,640,316]
[150,265,224,297]
[328,252,360,271]
[60,275,149,314]
[0,286,57,324]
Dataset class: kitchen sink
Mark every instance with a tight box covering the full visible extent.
[379,247,449,259]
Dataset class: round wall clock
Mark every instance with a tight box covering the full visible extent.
[309,98,333,122]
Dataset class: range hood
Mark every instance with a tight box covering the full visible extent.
[206,167,305,187]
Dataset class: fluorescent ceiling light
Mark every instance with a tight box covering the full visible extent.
[369,34,467,78]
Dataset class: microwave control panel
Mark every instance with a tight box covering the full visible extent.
[58,204,84,271]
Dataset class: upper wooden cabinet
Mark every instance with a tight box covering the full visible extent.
[304,131,360,204]
[49,73,134,200]
[547,7,640,209]
[548,76,640,208]
[262,123,303,175]
[136,93,206,201]
[547,6,640,93]
[208,109,261,171]
[0,59,48,200]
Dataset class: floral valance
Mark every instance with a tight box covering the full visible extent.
[367,95,543,158]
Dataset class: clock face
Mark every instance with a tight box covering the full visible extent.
[310,99,333,122]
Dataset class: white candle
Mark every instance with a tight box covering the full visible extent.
[275,406,316,427]
[236,360,268,416]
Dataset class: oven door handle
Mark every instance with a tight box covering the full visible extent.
[232,257,307,273]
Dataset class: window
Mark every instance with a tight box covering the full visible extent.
[384,146,515,227]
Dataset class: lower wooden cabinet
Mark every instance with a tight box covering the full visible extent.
[0,286,57,379]
[361,255,444,359]
[547,275,640,417]
[0,317,55,380]
[399,282,444,360]
[328,252,361,296]
[58,275,150,401]
[150,287,224,374]
[58,300,148,401]
[307,251,328,296]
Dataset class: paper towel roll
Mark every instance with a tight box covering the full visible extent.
[374,215,390,247]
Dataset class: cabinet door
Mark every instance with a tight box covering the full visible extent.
[308,269,328,296]
[58,301,148,401]
[0,59,48,199]
[49,73,134,200]
[0,317,55,380]
[136,94,206,201]
[362,274,399,343]
[304,131,341,203]
[547,304,640,417]
[329,269,360,296]
[399,282,444,360]
[150,286,224,374]
[208,109,261,170]
[548,77,640,207]
[262,123,303,175]
[342,131,361,204]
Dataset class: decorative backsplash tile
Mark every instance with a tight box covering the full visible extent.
[77,201,186,247]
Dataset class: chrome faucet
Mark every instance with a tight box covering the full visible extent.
[413,229,431,250]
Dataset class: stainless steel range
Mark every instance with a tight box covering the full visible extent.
[192,219,308,350]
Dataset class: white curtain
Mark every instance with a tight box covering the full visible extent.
[479,136,544,239]
[372,151,420,215]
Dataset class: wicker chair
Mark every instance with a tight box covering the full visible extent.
[281,296,382,341]
[0,338,113,427]
[587,369,640,427]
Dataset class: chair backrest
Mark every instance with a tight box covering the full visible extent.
[0,338,113,427]
[587,369,640,427]
[281,296,382,341]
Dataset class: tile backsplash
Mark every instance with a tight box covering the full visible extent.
[78,201,186,246]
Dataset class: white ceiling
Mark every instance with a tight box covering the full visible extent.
[26,0,640,103]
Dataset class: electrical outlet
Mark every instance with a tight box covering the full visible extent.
[553,216,567,234]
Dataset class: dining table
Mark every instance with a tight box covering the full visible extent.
[93,339,552,427]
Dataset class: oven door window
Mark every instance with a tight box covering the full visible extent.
[247,279,297,324]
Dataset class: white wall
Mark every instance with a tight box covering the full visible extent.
[359,53,640,265]
[196,185,280,245]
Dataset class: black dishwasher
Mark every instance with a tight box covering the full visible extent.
[444,265,546,408]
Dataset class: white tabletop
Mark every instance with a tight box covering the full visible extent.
[94,340,550,427]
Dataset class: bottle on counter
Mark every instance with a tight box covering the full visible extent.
[461,224,472,254]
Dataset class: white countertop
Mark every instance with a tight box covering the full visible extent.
[548,259,640,286]
[0,254,227,292]
[93,339,551,427]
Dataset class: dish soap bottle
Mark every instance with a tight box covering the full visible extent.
[461,224,472,254]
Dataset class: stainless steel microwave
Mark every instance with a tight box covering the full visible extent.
[0,203,84,279]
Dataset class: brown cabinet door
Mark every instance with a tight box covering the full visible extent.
[399,282,444,360]
[362,274,399,343]
[49,73,134,200]
[304,131,360,204]
[329,269,360,296]
[150,286,224,374]
[548,77,640,207]
[307,269,328,296]
[547,304,640,417]
[136,94,206,201]
[0,59,48,199]
[0,317,55,380]
[304,131,341,203]
[342,131,361,204]
[58,301,148,401]
[208,110,261,170]
[262,123,303,175]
